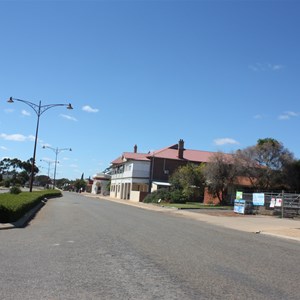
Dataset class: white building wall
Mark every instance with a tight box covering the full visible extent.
[110,160,151,200]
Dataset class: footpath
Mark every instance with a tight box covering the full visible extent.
[1,192,300,242]
[85,194,300,242]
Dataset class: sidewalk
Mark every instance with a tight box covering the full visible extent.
[85,194,300,242]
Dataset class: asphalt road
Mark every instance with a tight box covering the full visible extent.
[0,192,299,300]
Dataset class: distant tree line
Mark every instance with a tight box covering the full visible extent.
[0,158,87,192]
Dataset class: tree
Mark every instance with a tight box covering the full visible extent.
[56,178,71,189]
[74,179,87,192]
[282,159,300,192]
[0,158,39,186]
[169,163,205,201]
[35,175,51,187]
[235,138,294,190]
[202,152,237,205]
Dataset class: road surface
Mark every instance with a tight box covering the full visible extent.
[0,192,299,299]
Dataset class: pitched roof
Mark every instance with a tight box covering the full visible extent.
[111,152,150,165]
[111,143,233,165]
[147,144,229,163]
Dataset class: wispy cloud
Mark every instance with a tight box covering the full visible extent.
[4,108,14,113]
[214,138,240,146]
[249,63,284,72]
[0,133,35,142]
[278,111,299,120]
[0,146,8,151]
[70,164,79,168]
[82,105,99,113]
[253,114,264,119]
[60,114,78,121]
[21,109,31,116]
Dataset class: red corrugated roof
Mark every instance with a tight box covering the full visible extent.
[147,146,218,163]
[111,144,232,165]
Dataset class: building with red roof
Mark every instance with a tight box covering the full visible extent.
[110,140,233,203]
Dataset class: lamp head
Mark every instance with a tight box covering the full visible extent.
[7,97,14,103]
[67,103,73,110]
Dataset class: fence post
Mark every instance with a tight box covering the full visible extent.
[281,190,284,218]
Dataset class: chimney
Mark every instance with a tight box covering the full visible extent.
[134,144,137,153]
[178,139,184,159]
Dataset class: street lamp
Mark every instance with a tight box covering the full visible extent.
[7,97,73,192]
[43,146,72,189]
[40,159,55,179]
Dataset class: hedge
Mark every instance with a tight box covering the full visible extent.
[0,190,62,223]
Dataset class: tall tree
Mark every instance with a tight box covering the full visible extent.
[202,152,237,205]
[235,138,294,190]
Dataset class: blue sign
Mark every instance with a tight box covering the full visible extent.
[234,199,246,214]
[253,193,265,206]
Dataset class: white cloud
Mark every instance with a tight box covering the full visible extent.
[278,111,299,120]
[70,164,78,168]
[214,138,239,146]
[4,108,14,113]
[21,109,31,116]
[82,105,99,113]
[60,114,78,121]
[249,63,284,72]
[0,133,35,142]
[0,146,8,151]
[253,114,263,119]
[272,64,284,71]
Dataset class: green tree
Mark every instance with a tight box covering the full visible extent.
[169,163,205,201]
[0,158,39,186]
[56,178,71,189]
[74,179,87,192]
[35,175,51,187]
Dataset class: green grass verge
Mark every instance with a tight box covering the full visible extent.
[0,190,62,223]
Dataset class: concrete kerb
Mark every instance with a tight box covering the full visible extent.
[85,193,300,242]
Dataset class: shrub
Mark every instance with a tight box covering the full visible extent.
[10,186,22,194]
[170,189,187,203]
[4,180,10,188]
[143,188,171,203]
[0,189,62,223]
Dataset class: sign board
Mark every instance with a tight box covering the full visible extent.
[236,191,243,200]
[275,198,282,207]
[270,198,276,208]
[234,199,246,214]
[253,193,265,206]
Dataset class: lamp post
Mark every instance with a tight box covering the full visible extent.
[40,159,55,178]
[7,97,73,192]
[43,146,72,189]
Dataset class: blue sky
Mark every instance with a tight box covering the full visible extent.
[0,0,299,180]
